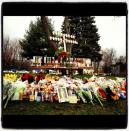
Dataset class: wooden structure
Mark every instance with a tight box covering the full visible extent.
[31,64,93,75]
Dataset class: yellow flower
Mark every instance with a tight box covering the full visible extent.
[4,74,10,79]
[4,74,17,82]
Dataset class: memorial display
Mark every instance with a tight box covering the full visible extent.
[3,73,126,108]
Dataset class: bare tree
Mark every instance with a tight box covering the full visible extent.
[99,48,117,73]
[3,36,31,71]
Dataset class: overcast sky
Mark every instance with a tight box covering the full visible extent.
[3,16,126,57]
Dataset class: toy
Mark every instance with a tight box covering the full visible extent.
[106,87,115,101]
[110,89,119,100]
[106,87,119,101]
[54,94,58,101]
[98,88,107,99]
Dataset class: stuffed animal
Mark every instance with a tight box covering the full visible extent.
[98,88,107,99]
[106,87,115,101]
[110,89,119,100]
[120,93,126,99]
[54,94,58,101]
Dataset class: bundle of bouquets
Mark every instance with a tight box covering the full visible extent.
[88,84,104,106]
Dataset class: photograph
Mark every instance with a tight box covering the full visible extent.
[57,87,69,103]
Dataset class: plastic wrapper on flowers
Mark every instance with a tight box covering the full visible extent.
[57,78,69,87]
[3,77,12,99]
[4,83,17,108]
[11,81,27,101]
[75,88,87,103]
[38,79,48,86]
[88,84,103,106]
[82,88,94,105]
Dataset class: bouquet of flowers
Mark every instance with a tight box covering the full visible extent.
[55,49,72,62]
[38,79,48,85]
[3,77,12,100]
[75,88,87,103]
[88,84,103,106]
[12,81,27,101]
[82,88,94,105]
[4,74,17,82]
[36,74,45,83]
[4,83,17,108]
[22,74,34,83]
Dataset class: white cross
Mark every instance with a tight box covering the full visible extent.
[50,31,78,52]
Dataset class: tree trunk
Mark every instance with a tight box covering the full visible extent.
[41,16,59,52]
[64,16,71,52]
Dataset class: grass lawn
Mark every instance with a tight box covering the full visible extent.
[3,98,126,115]
[2,73,127,115]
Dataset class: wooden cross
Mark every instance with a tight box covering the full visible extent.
[50,31,78,52]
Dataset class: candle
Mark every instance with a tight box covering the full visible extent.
[20,90,23,100]
[35,91,38,100]
[44,57,46,63]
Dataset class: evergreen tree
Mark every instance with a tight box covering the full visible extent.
[61,16,102,62]
[19,17,55,58]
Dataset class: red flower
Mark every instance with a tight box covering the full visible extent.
[98,88,107,98]
[22,74,34,83]
[36,74,45,82]
[58,52,67,59]
[22,74,34,80]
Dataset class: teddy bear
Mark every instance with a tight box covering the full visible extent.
[106,87,119,101]
[106,87,115,101]
[110,88,119,100]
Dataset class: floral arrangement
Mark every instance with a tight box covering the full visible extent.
[55,49,72,61]
[88,84,104,106]
[4,83,17,108]
[22,74,34,83]
[75,88,87,103]
[3,77,12,100]
[82,88,94,105]
[4,74,17,82]
[36,74,45,83]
